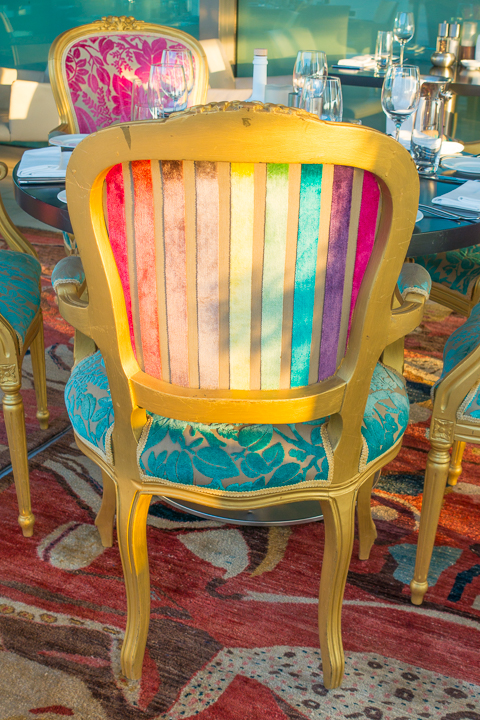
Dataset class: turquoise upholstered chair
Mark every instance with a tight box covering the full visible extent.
[51,104,431,689]
[0,162,49,536]
[414,247,480,318]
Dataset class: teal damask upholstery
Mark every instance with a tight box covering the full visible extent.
[65,351,410,491]
[0,249,41,344]
[415,246,480,298]
[396,263,432,301]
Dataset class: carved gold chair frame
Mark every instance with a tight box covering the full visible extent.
[57,103,424,688]
[0,162,49,536]
[48,15,209,135]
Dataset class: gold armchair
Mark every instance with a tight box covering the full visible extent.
[48,15,208,135]
[0,161,49,536]
[54,103,427,688]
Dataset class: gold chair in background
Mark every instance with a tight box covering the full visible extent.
[52,104,429,688]
[411,300,480,604]
[48,15,208,135]
[0,161,49,536]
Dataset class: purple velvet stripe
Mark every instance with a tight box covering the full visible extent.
[318,165,354,380]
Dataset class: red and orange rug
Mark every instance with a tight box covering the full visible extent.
[0,235,479,718]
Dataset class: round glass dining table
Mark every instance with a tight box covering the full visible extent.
[13,168,480,258]
[12,167,480,526]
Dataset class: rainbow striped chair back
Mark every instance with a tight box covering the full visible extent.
[60,103,423,690]
[48,16,208,134]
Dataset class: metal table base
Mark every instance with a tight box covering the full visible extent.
[160,497,324,526]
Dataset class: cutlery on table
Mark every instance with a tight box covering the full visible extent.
[418,203,479,223]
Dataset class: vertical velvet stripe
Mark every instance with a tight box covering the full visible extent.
[291,164,322,388]
[131,160,161,378]
[280,164,301,389]
[196,161,220,389]
[184,161,199,388]
[162,160,189,387]
[230,163,255,390]
[250,164,267,391]
[151,160,170,382]
[105,164,136,354]
[217,163,231,389]
[318,165,353,380]
[261,163,289,390]
[348,171,380,333]
[123,164,144,368]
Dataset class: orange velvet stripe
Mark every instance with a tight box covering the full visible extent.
[131,160,162,378]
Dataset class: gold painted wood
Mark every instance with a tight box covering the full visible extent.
[48,16,209,135]
[448,440,466,486]
[59,104,424,688]
[428,281,480,318]
[95,470,116,548]
[357,470,380,561]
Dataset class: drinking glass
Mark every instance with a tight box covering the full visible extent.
[161,48,194,95]
[320,77,343,121]
[149,64,187,117]
[375,31,393,73]
[381,65,420,142]
[293,50,328,97]
[300,74,327,115]
[411,96,444,174]
[393,12,415,66]
[131,79,151,121]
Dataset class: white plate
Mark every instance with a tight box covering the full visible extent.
[461,59,480,70]
[440,141,464,156]
[440,156,480,176]
[57,190,67,203]
[416,210,423,223]
[49,134,88,149]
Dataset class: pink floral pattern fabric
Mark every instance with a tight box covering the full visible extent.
[64,34,196,133]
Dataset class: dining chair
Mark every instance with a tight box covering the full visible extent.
[48,14,208,135]
[0,161,49,536]
[51,102,430,689]
[411,298,480,605]
[414,247,480,317]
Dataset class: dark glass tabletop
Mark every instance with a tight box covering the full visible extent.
[13,166,480,258]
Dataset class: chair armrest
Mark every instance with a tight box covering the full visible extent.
[386,263,431,344]
[52,257,91,337]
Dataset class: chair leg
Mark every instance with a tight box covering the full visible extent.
[410,438,451,605]
[448,440,466,486]
[357,470,379,561]
[95,470,116,548]
[2,382,34,536]
[318,490,356,690]
[30,320,49,430]
[117,483,152,680]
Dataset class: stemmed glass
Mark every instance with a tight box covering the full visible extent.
[393,12,415,66]
[320,77,343,121]
[148,64,188,118]
[161,49,194,96]
[381,65,420,142]
[293,50,328,100]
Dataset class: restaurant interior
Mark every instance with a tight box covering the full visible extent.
[0,0,479,717]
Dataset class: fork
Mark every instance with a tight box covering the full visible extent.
[418,203,479,223]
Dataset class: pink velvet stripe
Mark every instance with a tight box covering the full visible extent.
[162,160,189,387]
[347,171,380,334]
[106,164,136,354]
[132,160,162,379]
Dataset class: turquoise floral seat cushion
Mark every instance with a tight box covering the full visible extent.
[0,249,41,344]
[415,246,480,297]
[65,352,410,492]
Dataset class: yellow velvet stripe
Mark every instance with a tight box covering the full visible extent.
[229,163,255,390]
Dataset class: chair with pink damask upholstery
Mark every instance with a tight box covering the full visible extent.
[48,15,208,135]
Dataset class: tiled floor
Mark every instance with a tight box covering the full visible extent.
[0,144,53,231]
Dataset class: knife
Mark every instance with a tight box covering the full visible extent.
[418,173,468,185]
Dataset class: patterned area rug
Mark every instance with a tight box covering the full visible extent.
[0,239,479,718]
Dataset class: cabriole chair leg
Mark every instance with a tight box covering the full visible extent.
[30,319,49,430]
[117,484,152,680]
[95,470,116,547]
[448,440,466,486]
[410,437,451,605]
[357,470,380,561]
[318,490,356,689]
[2,381,34,536]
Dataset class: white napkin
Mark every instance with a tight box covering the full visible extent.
[432,180,480,211]
[337,55,376,69]
[17,146,65,179]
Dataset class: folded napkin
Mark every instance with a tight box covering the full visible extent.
[336,55,376,69]
[432,180,480,211]
[17,146,65,182]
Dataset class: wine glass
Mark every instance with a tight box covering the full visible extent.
[293,50,328,98]
[131,78,151,121]
[301,74,327,115]
[393,12,415,66]
[149,64,188,117]
[320,77,343,121]
[381,65,420,142]
[161,49,194,95]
